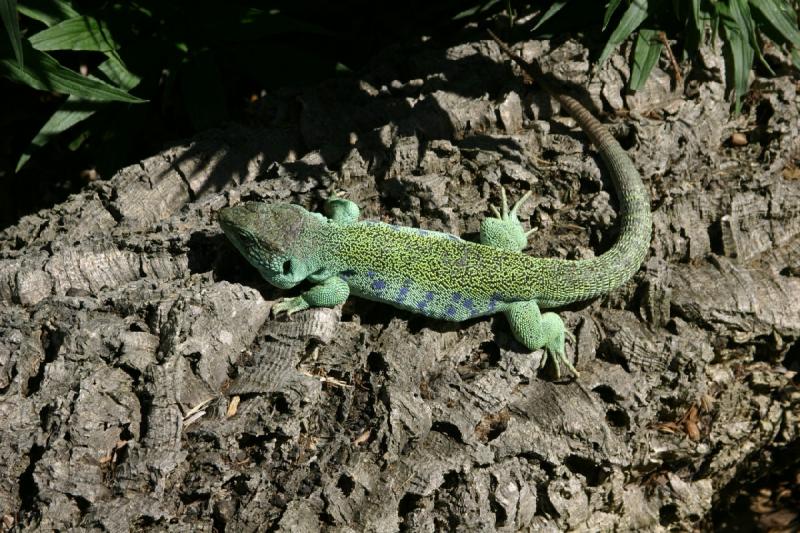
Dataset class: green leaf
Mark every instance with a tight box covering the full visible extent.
[750,0,800,49]
[453,0,501,21]
[28,15,117,52]
[0,40,145,102]
[17,0,78,27]
[599,0,650,65]
[690,0,701,25]
[685,0,717,54]
[630,28,663,91]
[731,0,773,74]
[16,95,97,171]
[533,1,570,30]
[1,0,23,66]
[97,56,140,91]
[719,4,754,113]
[603,0,623,30]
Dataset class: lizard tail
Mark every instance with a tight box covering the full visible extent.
[489,31,652,305]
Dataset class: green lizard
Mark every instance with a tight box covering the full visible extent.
[218,35,651,378]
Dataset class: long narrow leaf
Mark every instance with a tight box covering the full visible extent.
[97,56,140,91]
[533,1,570,30]
[1,0,23,66]
[603,0,623,30]
[17,0,78,27]
[599,0,649,65]
[730,0,772,74]
[16,95,97,171]
[630,29,663,91]
[750,0,800,48]
[29,15,117,52]
[0,41,145,102]
[719,7,754,113]
[685,0,704,53]
[452,0,501,21]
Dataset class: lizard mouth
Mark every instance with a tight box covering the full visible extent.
[218,205,253,233]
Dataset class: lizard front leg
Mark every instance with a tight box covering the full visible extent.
[272,276,350,316]
[505,301,579,378]
[324,196,360,225]
[480,187,534,252]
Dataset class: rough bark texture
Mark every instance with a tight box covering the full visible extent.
[1,37,799,532]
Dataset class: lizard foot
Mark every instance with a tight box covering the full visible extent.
[272,296,309,317]
[480,186,533,252]
[539,338,580,380]
[506,303,579,380]
[489,186,532,224]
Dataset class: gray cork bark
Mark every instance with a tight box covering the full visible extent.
[1,37,798,532]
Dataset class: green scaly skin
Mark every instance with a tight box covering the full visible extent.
[218,38,652,378]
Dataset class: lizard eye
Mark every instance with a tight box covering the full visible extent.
[282,259,292,275]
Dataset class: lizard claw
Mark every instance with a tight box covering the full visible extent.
[492,187,532,221]
[481,186,535,252]
[272,296,309,317]
[541,328,579,379]
[539,347,579,380]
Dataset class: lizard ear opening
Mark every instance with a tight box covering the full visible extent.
[282,259,292,276]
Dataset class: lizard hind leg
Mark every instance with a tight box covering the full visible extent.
[504,300,579,379]
[480,187,533,252]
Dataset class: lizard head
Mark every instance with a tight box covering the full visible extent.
[218,201,325,289]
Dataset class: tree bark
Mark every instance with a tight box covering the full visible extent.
[1,38,798,532]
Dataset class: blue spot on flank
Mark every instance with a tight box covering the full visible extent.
[488,292,501,311]
[463,298,474,309]
[452,292,461,302]
[397,280,411,303]
[371,279,386,291]
[418,291,435,310]
[367,270,375,278]
[446,305,456,317]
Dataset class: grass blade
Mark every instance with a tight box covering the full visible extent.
[453,0,501,21]
[16,95,97,171]
[533,1,570,30]
[599,0,649,65]
[1,0,23,66]
[718,3,754,113]
[729,0,771,73]
[749,0,800,48]
[630,28,663,91]
[29,15,117,52]
[97,57,140,91]
[17,0,78,27]
[0,40,145,102]
[603,0,623,30]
